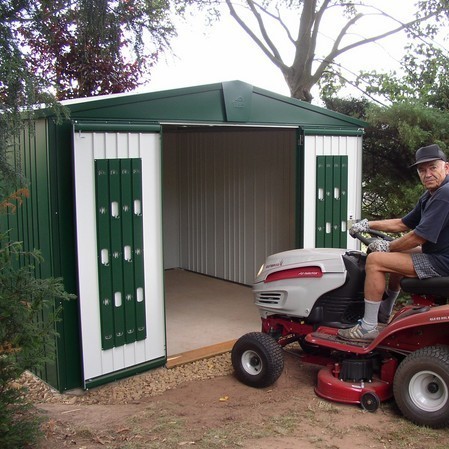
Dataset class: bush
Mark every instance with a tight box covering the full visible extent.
[0,232,74,448]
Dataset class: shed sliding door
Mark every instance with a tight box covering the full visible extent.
[73,130,165,386]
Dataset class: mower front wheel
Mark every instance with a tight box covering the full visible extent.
[232,332,284,388]
[394,345,449,428]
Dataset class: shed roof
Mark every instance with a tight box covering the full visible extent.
[53,80,365,131]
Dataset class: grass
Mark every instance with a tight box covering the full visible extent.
[378,419,449,449]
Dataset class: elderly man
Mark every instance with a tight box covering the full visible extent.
[338,144,449,342]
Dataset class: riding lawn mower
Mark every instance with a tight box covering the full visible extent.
[231,231,449,428]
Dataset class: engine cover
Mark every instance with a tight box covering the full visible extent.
[253,248,361,319]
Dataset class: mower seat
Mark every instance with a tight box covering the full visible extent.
[401,276,449,297]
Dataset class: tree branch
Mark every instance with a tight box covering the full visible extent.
[311,11,441,86]
[246,1,282,61]
[251,1,296,45]
[305,0,331,79]
[224,0,289,71]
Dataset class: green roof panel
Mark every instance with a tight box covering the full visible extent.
[47,80,366,130]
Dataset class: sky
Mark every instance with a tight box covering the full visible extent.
[142,1,444,103]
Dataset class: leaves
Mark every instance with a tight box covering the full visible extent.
[355,43,449,109]
[2,0,195,102]
[13,0,180,100]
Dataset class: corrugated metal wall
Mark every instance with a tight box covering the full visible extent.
[2,120,52,276]
[163,127,296,285]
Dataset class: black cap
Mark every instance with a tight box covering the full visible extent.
[410,144,447,167]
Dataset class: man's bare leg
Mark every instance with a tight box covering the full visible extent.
[364,252,417,301]
[338,252,418,341]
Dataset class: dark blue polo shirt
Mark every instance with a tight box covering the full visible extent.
[402,176,449,275]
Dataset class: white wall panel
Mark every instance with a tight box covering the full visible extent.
[163,128,296,285]
[73,131,165,384]
[302,134,362,250]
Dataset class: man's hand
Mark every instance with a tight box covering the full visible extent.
[368,239,390,252]
[349,218,370,236]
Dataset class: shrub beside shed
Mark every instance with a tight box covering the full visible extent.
[3,81,365,391]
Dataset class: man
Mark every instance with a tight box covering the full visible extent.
[338,143,449,342]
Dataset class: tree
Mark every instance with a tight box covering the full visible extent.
[201,0,449,102]
[0,0,57,197]
[353,43,449,110]
[15,0,189,100]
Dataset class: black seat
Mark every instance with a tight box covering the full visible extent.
[401,276,449,297]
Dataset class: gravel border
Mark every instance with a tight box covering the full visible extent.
[19,353,233,406]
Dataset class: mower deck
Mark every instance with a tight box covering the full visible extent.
[315,365,393,410]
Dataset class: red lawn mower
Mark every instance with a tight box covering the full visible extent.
[231,231,449,428]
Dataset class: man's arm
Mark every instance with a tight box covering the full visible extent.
[369,218,409,233]
[368,218,425,251]
[389,231,426,252]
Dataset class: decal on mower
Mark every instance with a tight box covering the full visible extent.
[265,267,323,283]
[429,316,449,321]
[266,261,283,269]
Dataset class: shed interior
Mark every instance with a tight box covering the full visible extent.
[162,125,297,283]
[162,126,296,356]
[161,125,299,354]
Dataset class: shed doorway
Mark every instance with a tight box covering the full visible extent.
[162,126,297,356]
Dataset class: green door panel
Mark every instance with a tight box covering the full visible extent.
[315,155,348,248]
[95,158,146,349]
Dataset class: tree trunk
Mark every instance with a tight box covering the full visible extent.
[282,67,314,102]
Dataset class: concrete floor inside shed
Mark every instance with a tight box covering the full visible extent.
[164,269,262,362]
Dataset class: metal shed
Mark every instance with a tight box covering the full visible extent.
[4,81,365,391]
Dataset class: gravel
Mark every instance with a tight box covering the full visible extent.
[18,353,233,406]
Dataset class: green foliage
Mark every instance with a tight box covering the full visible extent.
[356,44,449,109]
[0,230,74,448]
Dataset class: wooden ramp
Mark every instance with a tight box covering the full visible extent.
[166,339,236,369]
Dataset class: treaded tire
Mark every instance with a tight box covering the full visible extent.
[394,345,449,428]
[231,332,284,388]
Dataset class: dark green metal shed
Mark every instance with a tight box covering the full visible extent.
[4,81,365,391]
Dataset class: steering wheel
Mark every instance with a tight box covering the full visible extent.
[352,229,394,247]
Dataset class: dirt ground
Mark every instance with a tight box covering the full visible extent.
[29,348,449,449]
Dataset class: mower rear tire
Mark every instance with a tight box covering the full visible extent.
[232,332,284,388]
[394,345,449,428]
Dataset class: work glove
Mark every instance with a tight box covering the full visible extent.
[367,239,390,252]
[349,218,370,236]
